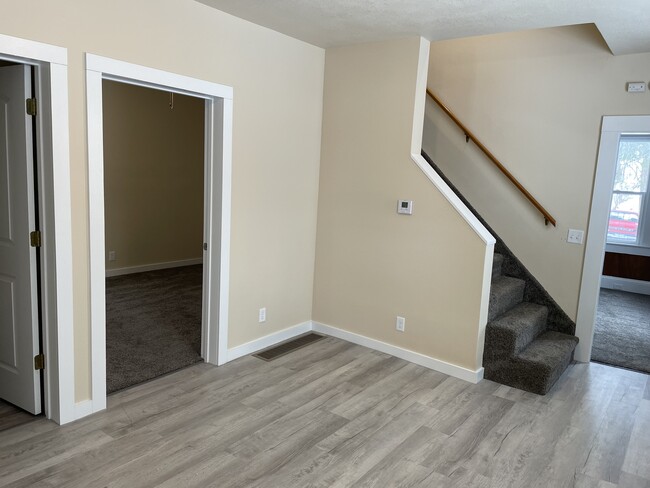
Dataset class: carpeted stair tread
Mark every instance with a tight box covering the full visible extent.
[485,331,579,395]
[488,275,525,321]
[492,253,504,279]
[517,331,578,364]
[484,302,548,361]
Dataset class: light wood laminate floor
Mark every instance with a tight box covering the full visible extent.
[0,401,39,434]
[1,337,649,487]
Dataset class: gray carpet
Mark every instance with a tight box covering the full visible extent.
[592,288,650,374]
[106,265,203,393]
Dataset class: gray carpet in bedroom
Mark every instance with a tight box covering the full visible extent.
[106,265,203,394]
[591,288,650,374]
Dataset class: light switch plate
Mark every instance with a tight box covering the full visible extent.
[567,229,584,244]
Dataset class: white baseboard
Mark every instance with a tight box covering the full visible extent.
[601,276,650,295]
[312,322,484,384]
[226,321,313,362]
[226,320,484,383]
[106,258,203,277]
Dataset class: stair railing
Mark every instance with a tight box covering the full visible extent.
[426,89,556,227]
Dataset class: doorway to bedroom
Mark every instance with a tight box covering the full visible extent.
[103,80,205,393]
[591,133,650,375]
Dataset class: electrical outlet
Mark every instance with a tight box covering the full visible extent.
[626,82,646,93]
[567,229,584,245]
[396,316,405,332]
[259,307,266,323]
[108,251,116,261]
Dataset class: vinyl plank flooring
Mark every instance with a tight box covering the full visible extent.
[308,402,437,488]
[618,471,650,488]
[444,466,491,487]
[622,399,650,480]
[418,395,515,476]
[270,336,356,371]
[0,415,59,449]
[348,427,436,487]
[270,353,401,411]
[220,410,349,488]
[10,427,164,488]
[581,400,638,484]
[0,401,39,433]
[454,402,537,480]
[421,376,472,411]
[0,337,649,488]
[492,384,551,411]
[240,344,373,409]
[109,361,294,438]
[351,458,432,488]
[331,362,427,419]
[0,429,113,486]
[244,394,438,488]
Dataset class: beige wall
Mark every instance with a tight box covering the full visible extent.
[0,0,325,401]
[103,81,204,271]
[313,37,488,371]
[423,24,650,319]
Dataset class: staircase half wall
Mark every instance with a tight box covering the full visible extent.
[312,36,495,381]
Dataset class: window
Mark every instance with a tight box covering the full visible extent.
[607,135,650,247]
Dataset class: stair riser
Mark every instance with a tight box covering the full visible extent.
[485,332,579,395]
[484,307,548,362]
[488,280,525,322]
[485,352,575,395]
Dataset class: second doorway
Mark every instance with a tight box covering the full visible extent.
[102,80,205,393]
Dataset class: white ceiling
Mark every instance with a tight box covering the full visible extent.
[196,0,650,55]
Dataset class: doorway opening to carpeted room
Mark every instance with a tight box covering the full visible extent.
[86,54,233,410]
[102,80,206,392]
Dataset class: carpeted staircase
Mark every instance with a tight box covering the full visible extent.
[421,150,579,395]
[485,253,578,394]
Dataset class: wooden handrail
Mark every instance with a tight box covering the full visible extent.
[426,89,556,227]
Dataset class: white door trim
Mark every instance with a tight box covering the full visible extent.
[85,54,232,415]
[0,34,74,424]
[575,115,650,362]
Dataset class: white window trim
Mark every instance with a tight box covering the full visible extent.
[605,243,650,257]
[606,134,650,249]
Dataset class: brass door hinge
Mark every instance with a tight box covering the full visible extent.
[26,98,37,116]
[30,230,41,248]
[34,354,45,370]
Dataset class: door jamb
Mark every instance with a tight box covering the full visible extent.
[575,115,650,362]
[85,54,232,415]
[0,34,74,424]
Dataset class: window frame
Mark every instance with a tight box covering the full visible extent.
[605,134,650,250]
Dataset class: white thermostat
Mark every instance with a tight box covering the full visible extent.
[397,200,413,215]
